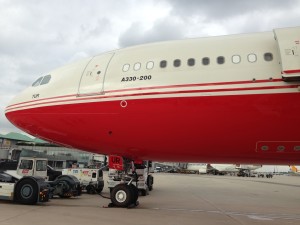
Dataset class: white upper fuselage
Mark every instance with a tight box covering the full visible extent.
[6,31,283,111]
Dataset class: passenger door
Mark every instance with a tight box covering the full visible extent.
[78,53,114,96]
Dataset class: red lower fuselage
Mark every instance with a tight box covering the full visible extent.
[6,90,300,164]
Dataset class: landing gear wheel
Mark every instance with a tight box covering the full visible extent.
[15,179,38,205]
[147,175,153,191]
[129,184,139,203]
[140,188,149,196]
[110,184,133,207]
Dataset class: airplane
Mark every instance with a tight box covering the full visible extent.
[185,163,261,175]
[289,165,300,176]
[186,163,207,174]
[4,26,300,207]
[209,164,262,176]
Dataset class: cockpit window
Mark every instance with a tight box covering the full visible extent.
[32,77,43,87]
[32,75,51,87]
[40,75,51,85]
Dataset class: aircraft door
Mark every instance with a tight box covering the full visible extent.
[78,53,114,96]
[274,27,300,81]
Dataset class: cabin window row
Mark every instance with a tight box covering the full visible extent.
[123,61,154,72]
[122,52,273,72]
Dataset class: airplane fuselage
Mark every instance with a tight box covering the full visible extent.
[5,27,300,164]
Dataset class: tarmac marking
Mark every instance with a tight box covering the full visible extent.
[151,207,300,221]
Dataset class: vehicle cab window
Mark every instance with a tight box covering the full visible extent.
[19,160,33,170]
[36,160,47,171]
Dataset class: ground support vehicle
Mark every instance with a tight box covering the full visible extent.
[62,168,104,194]
[0,171,49,204]
[237,170,255,177]
[265,173,273,178]
[0,157,81,200]
[47,174,81,198]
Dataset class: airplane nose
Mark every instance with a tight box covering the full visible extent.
[5,99,24,132]
[5,90,34,134]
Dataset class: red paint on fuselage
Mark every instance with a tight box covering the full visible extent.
[5,92,300,164]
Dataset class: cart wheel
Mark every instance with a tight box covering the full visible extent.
[86,185,96,194]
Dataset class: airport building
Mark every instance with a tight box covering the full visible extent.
[0,132,104,169]
[1,132,293,173]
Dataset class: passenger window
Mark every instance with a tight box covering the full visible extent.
[40,75,51,85]
[217,56,225,64]
[146,61,154,70]
[32,77,43,87]
[187,58,195,66]
[264,53,273,61]
[232,55,241,64]
[173,59,181,67]
[134,63,141,71]
[202,57,210,66]
[122,64,130,72]
[248,54,257,63]
[160,60,167,68]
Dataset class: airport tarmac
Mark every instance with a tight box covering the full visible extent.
[1,173,300,225]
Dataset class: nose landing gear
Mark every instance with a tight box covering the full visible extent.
[107,156,140,208]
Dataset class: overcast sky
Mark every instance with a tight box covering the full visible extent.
[1,0,300,134]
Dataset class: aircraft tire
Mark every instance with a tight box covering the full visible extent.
[147,175,153,191]
[129,184,139,203]
[111,184,133,207]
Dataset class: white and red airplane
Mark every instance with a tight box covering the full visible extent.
[4,26,300,206]
[5,26,300,164]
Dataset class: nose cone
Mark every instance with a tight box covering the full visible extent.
[5,87,35,134]
[5,97,22,131]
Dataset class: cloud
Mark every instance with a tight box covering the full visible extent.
[161,0,300,37]
[167,0,298,21]
[118,17,186,47]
